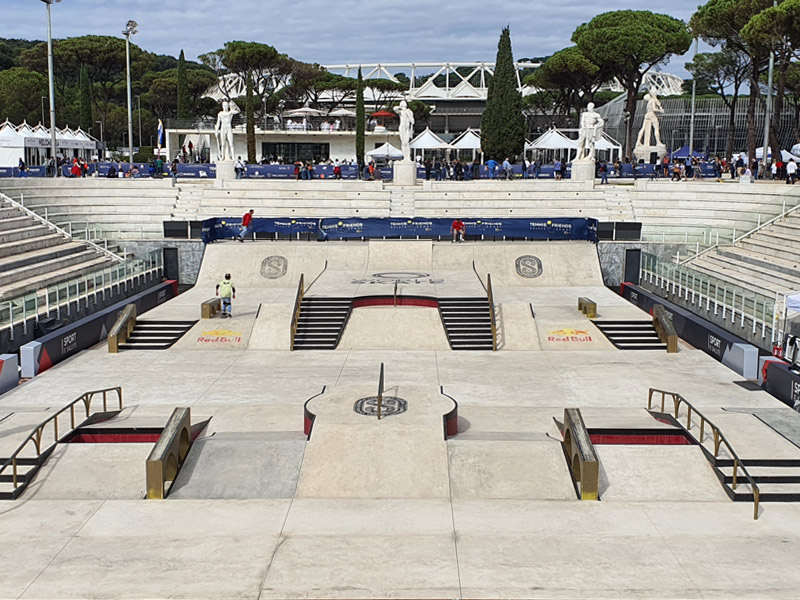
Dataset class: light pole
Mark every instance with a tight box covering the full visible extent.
[688,37,698,160]
[122,20,138,164]
[136,94,142,148]
[762,0,777,176]
[41,96,47,125]
[96,120,104,159]
[41,0,61,174]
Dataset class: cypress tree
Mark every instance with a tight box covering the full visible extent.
[177,49,190,119]
[79,64,92,132]
[245,74,255,162]
[481,27,525,162]
[355,67,365,172]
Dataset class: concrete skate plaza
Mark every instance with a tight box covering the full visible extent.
[2,240,800,599]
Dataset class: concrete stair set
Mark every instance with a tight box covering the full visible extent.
[293,298,352,350]
[593,320,667,350]
[117,320,196,350]
[0,198,116,301]
[292,296,495,351]
[438,298,494,350]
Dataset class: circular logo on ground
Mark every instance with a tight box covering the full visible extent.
[515,255,543,278]
[260,256,288,279]
[371,271,429,279]
[354,396,408,417]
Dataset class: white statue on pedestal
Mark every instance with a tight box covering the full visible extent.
[636,92,664,147]
[575,102,604,162]
[215,100,240,162]
[394,99,415,161]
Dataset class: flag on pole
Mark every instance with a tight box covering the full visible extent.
[157,119,164,152]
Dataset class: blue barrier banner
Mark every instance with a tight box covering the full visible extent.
[177,163,215,178]
[201,216,598,243]
[202,217,321,242]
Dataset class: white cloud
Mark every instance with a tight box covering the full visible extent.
[3,0,702,78]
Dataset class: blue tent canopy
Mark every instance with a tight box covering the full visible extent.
[670,145,705,159]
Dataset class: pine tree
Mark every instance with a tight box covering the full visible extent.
[79,64,92,132]
[177,49,190,119]
[481,27,525,162]
[355,67,365,172]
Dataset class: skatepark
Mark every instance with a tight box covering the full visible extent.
[3,237,800,599]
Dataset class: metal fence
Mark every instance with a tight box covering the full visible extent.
[1,249,163,337]
[640,252,778,344]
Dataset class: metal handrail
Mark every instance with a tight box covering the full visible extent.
[647,387,760,519]
[304,260,328,294]
[1,191,125,262]
[680,196,800,265]
[472,260,488,293]
[487,273,497,351]
[377,363,385,420]
[289,274,305,351]
[0,386,123,491]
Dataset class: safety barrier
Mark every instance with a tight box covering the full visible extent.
[578,296,597,319]
[0,386,122,500]
[648,387,760,519]
[107,304,136,353]
[145,407,192,500]
[563,408,599,501]
[652,305,678,353]
[201,298,221,319]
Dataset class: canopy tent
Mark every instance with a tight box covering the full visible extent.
[366,141,404,160]
[787,292,800,313]
[0,121,98,167]
[595,133,622,151]
[792,143,800,157]
[0,121,25,167]
[284,107,325,117]
[670,145,705,159]
[450,128,482,150]
[525,129,577,151]
[754,147,800,162]
[328,108,357,117]
[409,127,446,150]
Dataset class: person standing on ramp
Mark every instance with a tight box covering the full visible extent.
[238,209,254,242]
[216,273,236,318]
[451,218,466,243]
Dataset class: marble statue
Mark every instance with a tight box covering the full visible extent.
[215,100,240,162]
[575,102,604,162]
[394,99,415,161]
[636,92,664,148]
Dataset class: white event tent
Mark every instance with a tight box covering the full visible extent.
[525,128,622,162]
[366,141,404,160]
[0,120,98,167]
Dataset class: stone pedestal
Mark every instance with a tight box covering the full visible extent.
[571,160,596,183]
[214,160,236,188]
[633,144,667,164]
[393,160,418,186]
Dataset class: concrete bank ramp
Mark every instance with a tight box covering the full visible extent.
[169,431,306,499]
[296,385,454,498]
[337,306,451,351]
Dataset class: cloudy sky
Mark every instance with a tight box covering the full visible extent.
[6,0,702,77]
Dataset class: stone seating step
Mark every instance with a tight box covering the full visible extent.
[0,255,114,300]
[0,233,66,259]
[0,241,87,273]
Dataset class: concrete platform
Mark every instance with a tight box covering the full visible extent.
[2,239,800,599]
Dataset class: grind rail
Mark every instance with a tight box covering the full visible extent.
[648,387,760,519]
[0,386,123,499]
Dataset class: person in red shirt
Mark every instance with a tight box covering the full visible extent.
[238,209,254,242]
[451,219,466,243]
